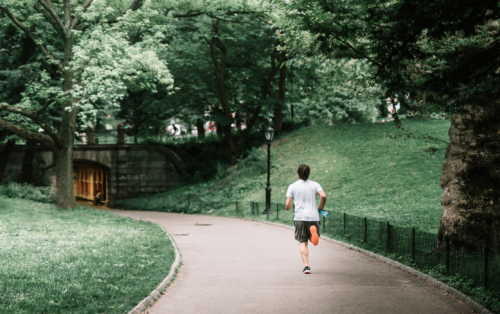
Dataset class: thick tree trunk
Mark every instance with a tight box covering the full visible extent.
[438,103,500,252]
[55,37,77,209]
[0,138,16,183]
[55,144,76,208]
[196,119,205,139]
[17,141,37,184]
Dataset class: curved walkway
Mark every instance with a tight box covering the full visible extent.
[112,211,473,314]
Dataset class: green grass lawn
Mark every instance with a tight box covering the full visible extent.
[0,197,175,314]
[257,118,448,233]
[118,118,450,234]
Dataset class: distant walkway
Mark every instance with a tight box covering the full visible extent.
[111,211,472,314]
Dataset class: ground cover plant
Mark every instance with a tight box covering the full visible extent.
[0,183,55,204]
[0,197,175,314]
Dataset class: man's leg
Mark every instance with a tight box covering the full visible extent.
[299,241,309,267]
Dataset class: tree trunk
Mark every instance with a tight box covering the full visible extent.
[236,114,242,131]
[216,121,224,138]
[86,127,95,145]
[438,103,500,251]
[274,52,287,131]
[205,24,279,166]
[19,26,35,65]
[17,140,37,184]
[0,138,16,183]
[54,145,76,208]
[55,37,77,209]
[196,119,205,139]
[222,124,239,166]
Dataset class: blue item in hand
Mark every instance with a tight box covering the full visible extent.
[318,209,329,218]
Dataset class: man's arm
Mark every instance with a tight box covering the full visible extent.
[285,197,293,211]
[317,190,327,210]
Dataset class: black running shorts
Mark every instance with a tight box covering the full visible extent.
[294,221,320,243]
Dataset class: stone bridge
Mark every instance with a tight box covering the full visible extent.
[1,144,186,205]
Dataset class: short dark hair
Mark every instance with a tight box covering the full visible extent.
[297,164,310,180]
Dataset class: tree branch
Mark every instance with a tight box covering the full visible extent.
[106,0,145,24]
[35,89,73,115]
[0,102,61,148]
[336,37,381,67]
[372,39,413,79]
[33,3,65,38]
[129,0,145,11]
[173,10,204,18]
[0,117,56,151]
[70,0,93,29]
[37,0,70,39]
[206,13,241,24]
[63,0,71,29]
[0,6,64,70]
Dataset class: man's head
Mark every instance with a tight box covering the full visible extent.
[297,164,310,180]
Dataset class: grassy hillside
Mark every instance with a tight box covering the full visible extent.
[118,118,450,234]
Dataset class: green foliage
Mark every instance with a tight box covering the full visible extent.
[292,59,381,124]
[0,197,175,314]
[0,0,173,131]
[277,0,500,115]
[70,3,174,127]
[420,267,500,313]
[280,118,311,132]
[0,183,56,203]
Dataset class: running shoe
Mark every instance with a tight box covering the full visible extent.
[310,225,319,246]
[303,266,311,274]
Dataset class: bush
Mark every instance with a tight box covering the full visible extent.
[0,182,56,203]
[281,118,311,132]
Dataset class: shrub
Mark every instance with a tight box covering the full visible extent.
[281,118,311,132]
[0,182,56,203]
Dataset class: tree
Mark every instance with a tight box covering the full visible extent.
[0,0,173,208]
[150,2,287,165]
[280,0,500,250]
[290,58,380,124]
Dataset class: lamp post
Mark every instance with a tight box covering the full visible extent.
[263,126,274,214]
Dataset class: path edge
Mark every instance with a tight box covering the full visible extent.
[127,226,181,314]
[252,218,491,314]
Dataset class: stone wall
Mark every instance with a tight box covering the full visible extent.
[0,144,185,204]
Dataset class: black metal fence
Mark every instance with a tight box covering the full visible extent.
[113,197,499,291]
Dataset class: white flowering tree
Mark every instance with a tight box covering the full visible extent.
[0,0,173,208]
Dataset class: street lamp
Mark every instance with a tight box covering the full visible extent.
[263,126,274,214]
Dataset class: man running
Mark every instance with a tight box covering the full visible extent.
[285,164,327,274]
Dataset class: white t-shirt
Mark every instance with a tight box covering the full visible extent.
[286,179,323,221]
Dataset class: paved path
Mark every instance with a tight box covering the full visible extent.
[112,211,473,314]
